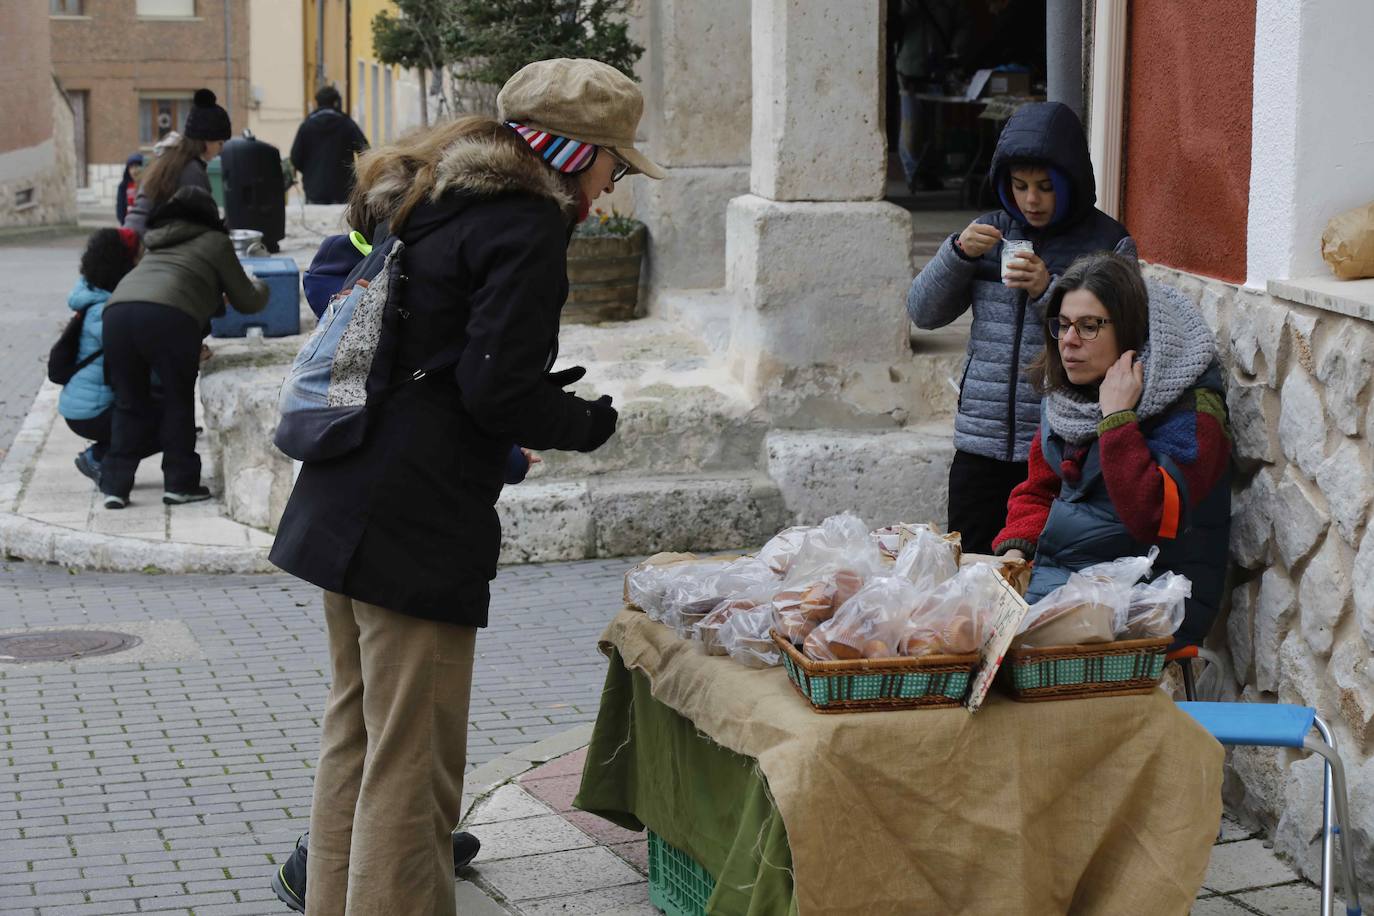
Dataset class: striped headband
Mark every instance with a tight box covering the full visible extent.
[505,121,597,174]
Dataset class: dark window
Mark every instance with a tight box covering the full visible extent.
[50,0,83,15]
[139,96,193,145]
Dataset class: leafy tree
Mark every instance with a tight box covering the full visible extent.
[372,0,461,123]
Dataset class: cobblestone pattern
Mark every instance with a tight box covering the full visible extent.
[0,556,636,915]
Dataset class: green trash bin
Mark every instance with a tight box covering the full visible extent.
[206,157,226,209]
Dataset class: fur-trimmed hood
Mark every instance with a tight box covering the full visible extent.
[356,134,575,233]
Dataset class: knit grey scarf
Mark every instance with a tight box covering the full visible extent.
[1044,281,1217,445]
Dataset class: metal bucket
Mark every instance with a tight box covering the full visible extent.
[229,229,269,258]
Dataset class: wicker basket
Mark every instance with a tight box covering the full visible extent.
[772,631,978,712]
[998,637,1171,702]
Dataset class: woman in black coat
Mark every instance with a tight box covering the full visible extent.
[268,59,664,915]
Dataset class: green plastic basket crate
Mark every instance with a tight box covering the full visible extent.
[772,631,978,713]
[1000,637,1171,702]
[648,830,715,916]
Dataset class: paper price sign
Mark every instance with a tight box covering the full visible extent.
[965,568,1032,713]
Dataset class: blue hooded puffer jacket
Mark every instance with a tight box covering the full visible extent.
[56,280,114,421]
[906,101,1138,463]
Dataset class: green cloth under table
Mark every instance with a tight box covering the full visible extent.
[574,608,1225,916]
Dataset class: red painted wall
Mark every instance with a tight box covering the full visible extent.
[1123,0,1256,282]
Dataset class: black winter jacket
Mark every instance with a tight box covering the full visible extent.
[289,108,369,204]
[270,135,597,626]
[907,101,1136,462]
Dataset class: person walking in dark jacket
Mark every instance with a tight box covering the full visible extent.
[994,253,1231,647]
[289,86,369,204]
[114,154,144,224]
[906,101,1137,554]
[124,89,232,236]
[100,187,269,509]
[268,58,663,915]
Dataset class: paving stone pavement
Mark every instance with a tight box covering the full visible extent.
[0,556,637,916]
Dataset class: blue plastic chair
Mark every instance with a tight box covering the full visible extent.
[1178,702,1363,916]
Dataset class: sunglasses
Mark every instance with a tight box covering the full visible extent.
[1047,316,1113,341]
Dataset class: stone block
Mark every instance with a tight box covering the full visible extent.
[497,482,592,566]
[1274,753,1326,884]
[765,426,954,528]
[638,0,751,168]
[1254,567,1296,693]
[1277,628,1327,711]
[587,475,789,556]
[1315,320,1374,436]
[1278,370,1328,478]
[636,166,749,292]
[1329,636,1374,746]
[1355,526,1374,654]
[750,0,886,201]
[1225,742,1284,834]
[1274,466,1328,569]
[1227,579,1257,685]
[1230,467,1277,570]
[1228,292,1288,385]
[1315,440,1372,547]
[1226,379,1278,466]
[1296,533,1351,658]
[199,362,294,534]
[1286,310,1319,375]
[725,194,913,397]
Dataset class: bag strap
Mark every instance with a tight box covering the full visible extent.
[72,349,103,374]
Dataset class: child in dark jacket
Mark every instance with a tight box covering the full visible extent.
[114,154,144,225]
[906,102,1137,554]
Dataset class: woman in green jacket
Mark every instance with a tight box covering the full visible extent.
[100,187,269,509]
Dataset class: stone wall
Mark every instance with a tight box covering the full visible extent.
[1144,262,1374,892]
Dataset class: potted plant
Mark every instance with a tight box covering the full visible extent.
[566,208,647,323]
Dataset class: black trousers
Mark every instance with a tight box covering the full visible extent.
[66,405,161,464]
[946,449,1030,555]
[100,302,203,497]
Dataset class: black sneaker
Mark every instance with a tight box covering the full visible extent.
[271,832,307,913]
[453,831,480,871]
[74,449,100,484]
[102,494,128,510]
[163,486,212,505]
[270,829,479,912]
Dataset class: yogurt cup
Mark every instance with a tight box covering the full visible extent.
[1001,239,1034,283]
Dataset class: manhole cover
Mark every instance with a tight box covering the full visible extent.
[0,630,142,663]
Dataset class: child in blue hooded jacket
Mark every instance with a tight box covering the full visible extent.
[58,228,161,482]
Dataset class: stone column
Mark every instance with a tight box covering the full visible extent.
[1046,0,1084,120]
[632,0,752,293]
[724,0,915,424]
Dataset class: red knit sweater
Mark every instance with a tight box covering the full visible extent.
[994,390,1232,552]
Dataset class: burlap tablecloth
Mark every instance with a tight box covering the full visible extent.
[593,608,1223,916]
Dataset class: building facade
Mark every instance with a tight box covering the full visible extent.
[49,0,253,206]
[0,1,77,228]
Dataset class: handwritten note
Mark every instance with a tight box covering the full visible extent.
[965,568,1032,713]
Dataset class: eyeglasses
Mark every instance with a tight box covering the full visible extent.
[605,149,631,183]
[1047,316,1113,340]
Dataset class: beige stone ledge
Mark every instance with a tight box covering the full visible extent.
[1267,275,1374,324]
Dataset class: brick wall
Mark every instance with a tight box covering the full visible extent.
[51,0,252,167]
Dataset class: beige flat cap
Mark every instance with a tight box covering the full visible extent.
[498,58,665,180]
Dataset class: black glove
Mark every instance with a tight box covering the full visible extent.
[546,365,587,388]
[579,395,618,452]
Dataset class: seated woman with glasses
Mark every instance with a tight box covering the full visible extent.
[992,252,1231,648]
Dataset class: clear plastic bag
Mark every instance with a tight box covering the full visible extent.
[719,606,782,669]
[900,562,1003,657]
[871,523,962,564]
[755,526,817,576]
[697,597,764,656]
[625,557,721,620]
[1077,546,1159,589]
[805,575,921,660]
[891,527,960,589]
[1122,571,1191,639]
[770,569,865,645]
[1016,573,1127,648]
[783,513,883,585]
[662,557,779,636]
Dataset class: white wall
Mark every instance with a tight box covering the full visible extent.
[248,0,306,154]
[1247,0,1374,286]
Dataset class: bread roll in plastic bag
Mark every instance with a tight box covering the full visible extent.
[662,557,778,635]
[1016,573,1127,648]
[805,575,921,660]
[755,526,816,576]
[697,596,763,655]
[1122,571,1191,639]
[771,569,865,645]
[626,558,726,620]
[901,562,1003,656]
[719,606,782,668]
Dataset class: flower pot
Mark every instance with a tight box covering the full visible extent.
[565,225,645,323]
